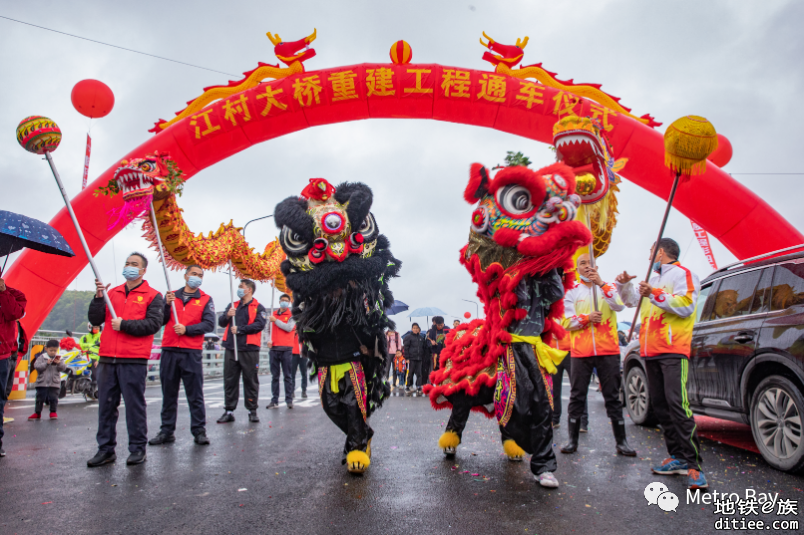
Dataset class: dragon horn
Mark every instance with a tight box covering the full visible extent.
[305,28,317,44]
[479,31,494,48]
[516,36,529,49]
[266,31,282,46]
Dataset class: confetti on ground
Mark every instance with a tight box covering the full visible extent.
[238,488,247,492]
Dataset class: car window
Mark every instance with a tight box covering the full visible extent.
[770,262,804,311]
[749,267,774,314]
[710,270,761,320]
[695,283,715,323]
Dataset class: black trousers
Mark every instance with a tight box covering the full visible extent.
[445,384,514,444]
[35,387,59,413]
[645,358,703,469]
[0,357,9,446]
[96,362,148,454]
[568,355,624,422]
[422,353,432,385]
[320,366,373,456]
[269,348,293,404]
[159,348,206,436]
[551,355,588,426]
[223,349,260,412]
[291,353,308,393]
[502,343,557,476]
[406,360,423,388]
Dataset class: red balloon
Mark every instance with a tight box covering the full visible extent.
[708,133,733,168]
[464,312,471,319]
[71,79,115,118]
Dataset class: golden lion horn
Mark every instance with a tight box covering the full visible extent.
[305,28,317,44]
[266,31,282,46]
[516,36,529,49]
[479,31,495,48]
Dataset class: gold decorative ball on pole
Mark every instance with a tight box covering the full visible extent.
[626,115,718,342]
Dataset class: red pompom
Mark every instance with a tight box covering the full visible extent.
[59,337,77,351]
[465,164,489,204]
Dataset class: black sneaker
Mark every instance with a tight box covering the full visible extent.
[148,433,176,446]
[266,402,279,409]
[216,412,235,424]
[287,402,294,410]
[248,411,260,423]
[301,391,308,399]
[580,423,589,433]
[552,421,561,429]
[194,431,210,446]
[0,446,5,457]
[126,451,146,465]
[87,450,116,467]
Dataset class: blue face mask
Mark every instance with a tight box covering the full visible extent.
[122,266,141,281]
[279,301,289,309]
[653,261,663,274]
[187,276,203,289]
[579,275,591,283]
[237,288,246,299]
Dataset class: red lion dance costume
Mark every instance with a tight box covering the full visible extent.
[424,162,591,488]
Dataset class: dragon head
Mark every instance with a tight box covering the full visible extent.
[479,31,528,69]
[464,162,590,262]
[275,179,379,272]
[114,152,171,204]
[552,115,623,204]
[266,29,317,67]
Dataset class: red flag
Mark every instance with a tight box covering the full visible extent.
[691,221,718,270]
[81,134,92,189]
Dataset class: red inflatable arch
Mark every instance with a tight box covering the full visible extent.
[7,63,802,334]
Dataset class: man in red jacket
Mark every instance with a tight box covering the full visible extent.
[149,265,215,447]
[0,276,26,458]
[267,293,295,410]
[86,253,164,467]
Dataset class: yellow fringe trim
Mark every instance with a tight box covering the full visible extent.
[503,439,526,459]
[438,431,461,450]
[509,334,567,374]
[346,450,371,472]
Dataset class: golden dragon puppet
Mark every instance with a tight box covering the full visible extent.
[96,151,287,290]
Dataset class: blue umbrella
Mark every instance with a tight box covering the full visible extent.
[408,306,448,318]
[385,300,409,315]
[0,210,74,274]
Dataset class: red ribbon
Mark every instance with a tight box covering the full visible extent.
[691,221,718,270]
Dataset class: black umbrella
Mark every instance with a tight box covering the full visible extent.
[0,210,74,274]
[385,300,409,315]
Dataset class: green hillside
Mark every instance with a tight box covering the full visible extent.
[40,290,96,333]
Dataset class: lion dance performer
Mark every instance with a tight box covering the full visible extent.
[425,162,591,488]
[274,178,400,474]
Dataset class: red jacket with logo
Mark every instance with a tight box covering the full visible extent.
[162,289,214,350]
[94,281,164,361]
[0,287,26,358]
[271,307,296,348]
[220,298,265,350]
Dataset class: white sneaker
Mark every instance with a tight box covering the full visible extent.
[535,472,559,488]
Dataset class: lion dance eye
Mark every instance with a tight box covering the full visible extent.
[138,161,156,173]
[322,212,345,234]
[496,185,534,216]
[358,214,376,237]
[470,207,489,233]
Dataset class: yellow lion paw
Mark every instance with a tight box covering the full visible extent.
[346,450,371,474]
[438,431,461,456]
[503,439,526,462]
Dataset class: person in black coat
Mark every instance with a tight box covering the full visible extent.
[403,323,428,393]
[425,316,450,383]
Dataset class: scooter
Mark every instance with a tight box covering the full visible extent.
[58,349,97,401]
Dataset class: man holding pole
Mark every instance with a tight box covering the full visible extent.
[266,293,295,410]
[616,238,707,489]
[87,252,164,467]
[217,279,266,424]
[560,254,635,457]
[149,265,215,447]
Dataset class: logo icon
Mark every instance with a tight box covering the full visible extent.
[137,296,143,302]
[645,482,678,512]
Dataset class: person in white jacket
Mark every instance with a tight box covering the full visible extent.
[615,237,707,490]
[560,254,635,457]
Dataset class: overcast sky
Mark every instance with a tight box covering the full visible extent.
[1,0,802,327]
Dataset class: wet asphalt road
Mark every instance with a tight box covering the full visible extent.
[1,376,802,535]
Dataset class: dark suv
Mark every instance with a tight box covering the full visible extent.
[622,246,804,473]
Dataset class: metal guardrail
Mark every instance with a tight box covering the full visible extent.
[144,350,274,383]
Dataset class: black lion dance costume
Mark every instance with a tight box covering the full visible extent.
[424,163,591,488]
[274,178,400,474]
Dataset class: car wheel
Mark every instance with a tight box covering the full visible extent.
[625,365,656,426]
[750,375,804,473]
